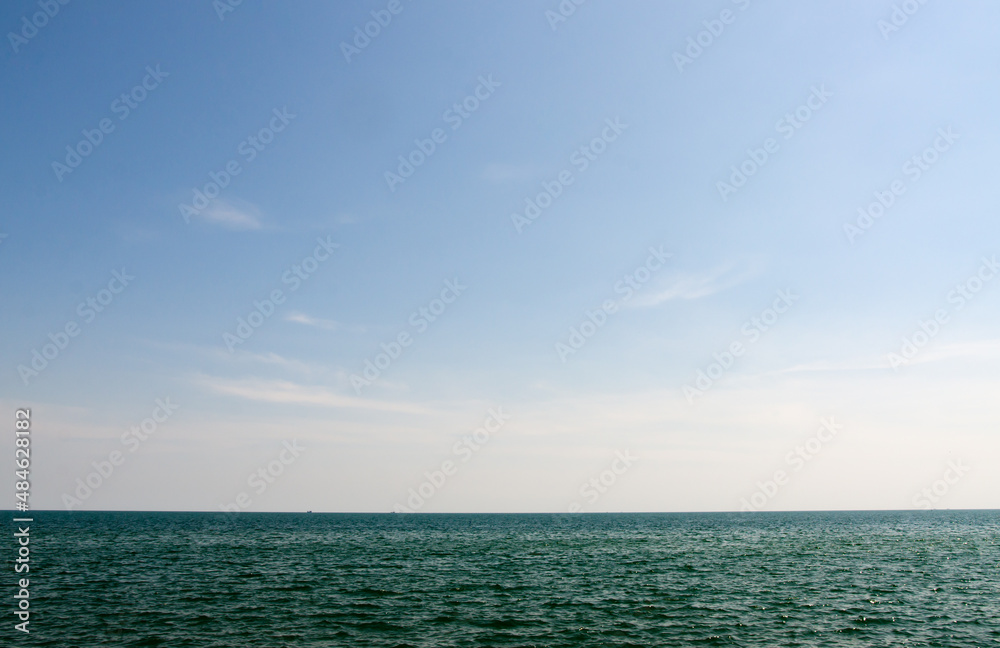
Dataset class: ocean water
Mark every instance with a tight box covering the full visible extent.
[15,510,1000,647]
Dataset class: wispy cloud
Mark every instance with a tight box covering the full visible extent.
[891,339,1000,368]
[630,261,758,308]
[286,311,340,331]
[757,339,1000,377]
[224,349,317,373]
[139,340,340,377]
[194,375,432,414]
[194,199,262,230]
[761,357,889,376]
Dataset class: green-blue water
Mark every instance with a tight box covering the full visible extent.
[11,510,1000,646]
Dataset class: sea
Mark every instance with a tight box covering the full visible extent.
[13,510,1000,647]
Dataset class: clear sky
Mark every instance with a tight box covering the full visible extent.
[2,0,998,513]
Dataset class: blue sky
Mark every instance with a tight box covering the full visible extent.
[2,0,999,513]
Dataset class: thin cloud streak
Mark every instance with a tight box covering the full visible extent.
[194,374,432,414]
[286,311,340,331]
[630,262,759,308]
[762,339,1000,377]
[196,200,262,230]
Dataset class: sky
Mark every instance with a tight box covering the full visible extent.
[1,0,998,513]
